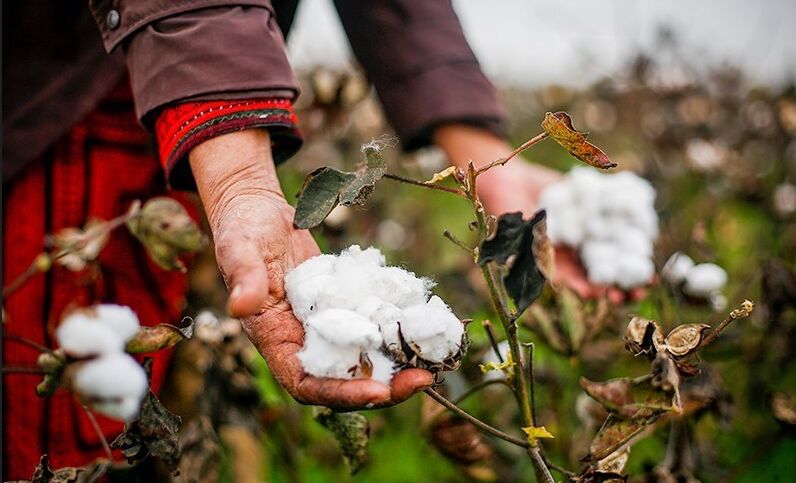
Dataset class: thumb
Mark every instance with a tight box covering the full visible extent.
[218,240,269,317]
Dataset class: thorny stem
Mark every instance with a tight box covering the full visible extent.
[424,388,531,449]
[475,131,549,175]
[83,405,114,461]
[382,172,465,196]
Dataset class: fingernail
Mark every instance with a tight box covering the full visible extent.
[227,285,242,315]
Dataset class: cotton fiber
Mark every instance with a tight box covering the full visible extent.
[539,167,658,289]
[285,245,465,384]
[662,252,728,309]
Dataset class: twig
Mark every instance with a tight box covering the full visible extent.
[524,342,538,426]
[699,300,754,348]
[383,172,465,196]
[453,378,510,405]
[482,320,505,364]
[4,334,51,353]
[83,405,114,461]
[528,447,556,483]
[442,230,473,254]
[2,254,51,299]
[475,132,549,175]
[541,451,576,478]
[424,387,530,448]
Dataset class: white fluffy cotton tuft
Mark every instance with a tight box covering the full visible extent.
[539,167,658,289]
[683,263,728,297]
[56,304,148,421]
[286,245,464,384]
[73,353,149,421]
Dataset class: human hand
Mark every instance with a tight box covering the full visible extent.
[189,129,433,409]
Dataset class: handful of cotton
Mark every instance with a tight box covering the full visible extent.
[56,304,148,421]
[285,245,465,384]
[539,167,658,289]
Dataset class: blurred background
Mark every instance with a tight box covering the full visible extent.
[164,2,796,482]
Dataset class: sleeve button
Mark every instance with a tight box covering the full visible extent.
[106,9,121,30]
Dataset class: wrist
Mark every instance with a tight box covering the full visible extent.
[189,129,286,225]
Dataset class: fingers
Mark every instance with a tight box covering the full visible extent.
[389,369,434,403]
[297,377,391,410]
[220,240,270,317]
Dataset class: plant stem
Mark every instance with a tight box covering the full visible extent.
[424,388,530,448]
[2,365,46,374]
[482,320,505,364]
[4,333,51,353]
[2,254,51,299]
[442,230,474,254]
[83,405,114,461]
[700,300,754,348]
[383,172,465,196]
[524,342,538,426]
[475,132,550,175]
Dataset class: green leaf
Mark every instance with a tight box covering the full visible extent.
[125,317,194,353]
[478,211,547,315]
[294,145,386,229]
[478,354,516,377]
[541,112,616,169]
[314,407,370,474]
[111,391,182,473]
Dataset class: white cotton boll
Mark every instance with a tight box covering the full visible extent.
[93,304,141,342]
[57,315,125,357]
[615,254,655,289]
[92,396,143,422]
[683,263,728,297]
[305,309,382,349]
[538,182,575,211]
[339,245,386,267]
[367,350,397,384]
[298,328,362,379]
[547,208,584,246]
[370,266,432,308]
[569,167,605,203]
[401,296,463,363]
[586,261,619,285]
[580,240,618,269]
[629,206,660,239]
[74,353,148,421]
[661,252,694,284]
[617,227,653,257]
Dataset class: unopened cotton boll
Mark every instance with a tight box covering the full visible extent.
[73,353,148,421]
[683,263,728,297]
[661,252,695,284]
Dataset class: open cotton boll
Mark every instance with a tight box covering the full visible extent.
[93,304,141,342]
[616,227,653,257]
[366,350,397,384]
[73,353,148,421]
[57,314,126,357]
[661,252,695,284]
[339,244,386,267]
[537,182,575,210]
[400,296,464,363]
[305,309,382,349]
[369,266,433,309]
[546,208,584,246]
[683,263,728,297]
[298,328,364,379]
[615,254,655,290]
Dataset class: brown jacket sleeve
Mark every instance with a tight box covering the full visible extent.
[333,0,507,150]
[89,0,299,123]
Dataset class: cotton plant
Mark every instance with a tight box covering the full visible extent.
[285,245,465,384]
[662,251,728,309]
[538,166,658,290]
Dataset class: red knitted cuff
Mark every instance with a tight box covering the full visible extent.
[155,98,302,188]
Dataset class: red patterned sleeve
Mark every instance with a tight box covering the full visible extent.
[155,98,302,188]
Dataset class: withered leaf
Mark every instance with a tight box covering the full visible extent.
[580,376,677,419]
[541,112,616,169]
[126,317,194,353]
[624,317,664,357]
[29,454,108,483]
[430,416,493,465]
[127,197,206,272]
[176,416,221,483]
[111,391,182,473]
[424,166,461,185]
[664,323,710,357]
[314,407,370,474]
[478,211,547,314]
[294,145,386,229]
[583,414,660,463]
